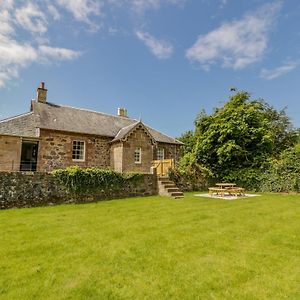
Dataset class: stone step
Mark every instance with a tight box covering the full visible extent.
[167,188,180,193]
[157,177,184,199]
[159,180,174,185]
[164,184,176,188]
[158,177,169,181]
[171,191,184,197]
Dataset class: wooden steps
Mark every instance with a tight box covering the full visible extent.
[157,177,184,199]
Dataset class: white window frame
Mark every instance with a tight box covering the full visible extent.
[157,148,165,160]
[134,147,142,164]
[72,140,86,162]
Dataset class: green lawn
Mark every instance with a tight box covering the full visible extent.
[0,193,299,300]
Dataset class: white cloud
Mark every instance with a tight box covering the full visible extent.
[260,61,298,80]
[0,1,82,88]
[56,0,102,25]
[0,34,38,87]
[47,4,61,21]
[186,2,282,70]
[39,45,81,61]
[15,2,48,34]
[0,0,184,88]
[130,0,185,14]
[0,9,14,35]
[136,31,173,59]
[0,0,14,10]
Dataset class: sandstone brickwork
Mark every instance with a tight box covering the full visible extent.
[38,129,112,172]
[122,127,154,173]
[110,142,123,172]
[0,135,22,171]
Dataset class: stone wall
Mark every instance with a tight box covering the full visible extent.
[38,129,112,172]
[0,172,158,209]
[122,127,154,173]
[0,135,22,172]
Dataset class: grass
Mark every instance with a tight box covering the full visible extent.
[0,193,299,300]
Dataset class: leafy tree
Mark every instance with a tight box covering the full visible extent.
[178,130,197,155]
[261,102,298,155]
[193,91,297,180]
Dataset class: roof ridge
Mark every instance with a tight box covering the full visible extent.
[43,102,138,122]
[0,111,34,123]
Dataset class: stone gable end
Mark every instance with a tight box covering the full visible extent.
[122,126,154,173]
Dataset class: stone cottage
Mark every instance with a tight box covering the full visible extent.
[0,83,183,173]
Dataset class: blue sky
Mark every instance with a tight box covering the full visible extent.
[0,0,300,137]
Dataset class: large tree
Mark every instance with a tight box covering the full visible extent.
[193,92,297,179]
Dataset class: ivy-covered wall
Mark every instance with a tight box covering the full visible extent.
[0,171,157,209]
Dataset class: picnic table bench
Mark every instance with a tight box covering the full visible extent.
[209,184,245,197]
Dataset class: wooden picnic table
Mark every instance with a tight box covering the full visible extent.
[215,183,236,189]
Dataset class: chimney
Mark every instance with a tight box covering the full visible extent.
[37,82,47,103]
[118,107,127,117]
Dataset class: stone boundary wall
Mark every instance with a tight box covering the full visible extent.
[0,172,158,209]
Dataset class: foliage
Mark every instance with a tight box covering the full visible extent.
[53,166,142,194]
[169,153,211,191]
[193,92,297,181]
[177,130,197,155]
[222,167,264,191]
[260,145,300,192]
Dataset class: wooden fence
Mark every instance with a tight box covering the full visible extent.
[152,159,174,177]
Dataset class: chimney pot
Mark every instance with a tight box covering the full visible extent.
[118,108,127,117]
[37,81,47,103]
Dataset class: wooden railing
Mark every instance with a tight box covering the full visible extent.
[152,159,174,177]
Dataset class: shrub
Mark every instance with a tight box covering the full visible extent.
[52,166,143,194]
[169,153,211,191]
[260,146,300,193]
[222,167,264,191]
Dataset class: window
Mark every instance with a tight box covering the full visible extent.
[72,140,85,161]
[157,148,165,160]
[134,147,142,164]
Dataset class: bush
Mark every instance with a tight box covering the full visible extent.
[168,153,211,191]
[222,167,264,191]
[52,166,143,194]
[260,146,300,193]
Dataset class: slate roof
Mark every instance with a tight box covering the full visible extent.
[0,112,38,137]
[112,122,141,142]
[0,101,183,145]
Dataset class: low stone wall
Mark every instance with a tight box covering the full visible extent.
[0,172,158,209]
